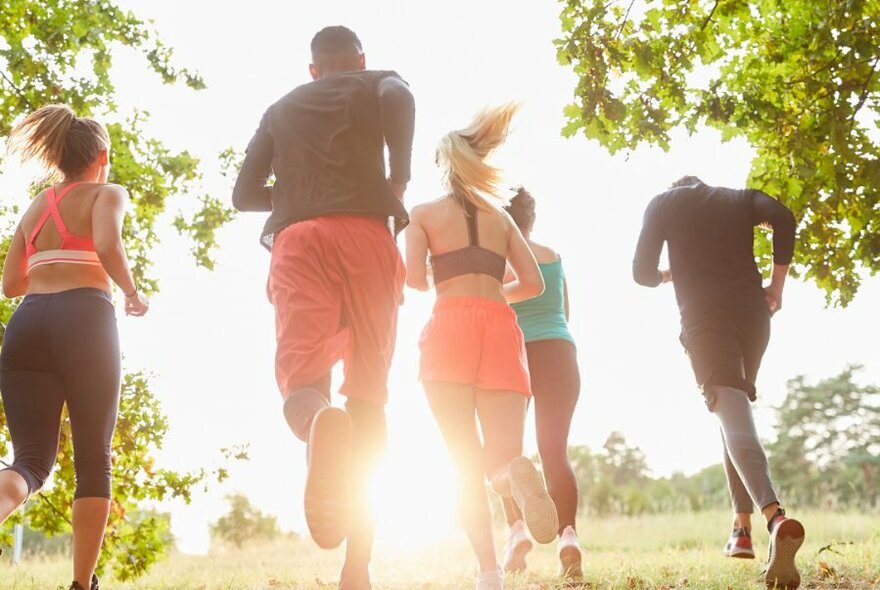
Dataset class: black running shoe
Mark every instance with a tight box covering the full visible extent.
[68,574,99,590]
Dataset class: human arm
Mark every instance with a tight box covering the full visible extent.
[2,225,29,298]
[503,263,516,284]
[92,185,148,316]
[632,196,666,287]
[503,214,544,303]
[378,75,415,201]
[750,190,796,313]
[750,190,796,265]
[764,263,788,313]
[231,111,274,212]
[404,206,430,291]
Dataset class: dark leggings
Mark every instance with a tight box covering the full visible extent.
[0,288,120,499]
[502,339,580,533]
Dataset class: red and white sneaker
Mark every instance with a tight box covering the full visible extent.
[557,525,584,579]
[723,527,755,559]
[764,509,805,590]
[502,520,533,573]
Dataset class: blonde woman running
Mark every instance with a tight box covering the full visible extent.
[405,104,557,590]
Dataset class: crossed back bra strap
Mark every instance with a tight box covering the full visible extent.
[27,182,83,247]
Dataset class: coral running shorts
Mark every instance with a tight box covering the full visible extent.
[419,296,531,397]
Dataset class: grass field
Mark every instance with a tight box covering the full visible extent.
[2,511,878,589]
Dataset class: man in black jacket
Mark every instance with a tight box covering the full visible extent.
[634,176,805,590]
[233,26,415,590]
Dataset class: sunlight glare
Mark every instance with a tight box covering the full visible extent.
[367,383,462,553]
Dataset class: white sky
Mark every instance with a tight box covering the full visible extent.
[2,0,878,554]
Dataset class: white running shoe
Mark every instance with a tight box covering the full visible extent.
[557,525,584,579]
[502,519,533,573]
[509,456,559,544]
[476,566,504,590]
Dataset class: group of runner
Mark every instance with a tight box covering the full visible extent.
[0,24,804,590]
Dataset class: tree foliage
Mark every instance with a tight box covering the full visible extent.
[0,0,237,580]
[556,0,880,306]
[768,364,880,508]
[209,493,280,549]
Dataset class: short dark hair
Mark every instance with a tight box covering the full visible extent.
[310,26,363,62]
[670,175,703,189]
[505,186,536,234]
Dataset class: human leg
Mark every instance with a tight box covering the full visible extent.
[338,397,386,589]
[329,218,403,588]
[282,374,331,442]
[721,431,756,559]
[268,222,355,551]
[476,389,558,544]
[425,382,499,574]
[711,386,804,587]
[0,297,64,521]
[710,387,779,518]
[529,340,580,534]
[0,370,64,522]
[53,290,121,587]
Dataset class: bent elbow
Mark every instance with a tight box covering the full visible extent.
[406,276,429,291]
[633,265,660,287]
[3,279,26,298]
[526,277,545,299]
[231,189,248,212]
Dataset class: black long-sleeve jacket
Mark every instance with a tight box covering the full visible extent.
[633,182,796,316]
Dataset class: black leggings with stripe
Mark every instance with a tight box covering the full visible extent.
[0,288,120,499]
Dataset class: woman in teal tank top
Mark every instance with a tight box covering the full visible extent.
[501,187,583,580]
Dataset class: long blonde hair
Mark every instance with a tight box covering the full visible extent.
[7,104,110,181]
[436,103,519,213]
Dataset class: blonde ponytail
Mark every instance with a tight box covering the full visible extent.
[436,103,519,213]
[7,104,109,180]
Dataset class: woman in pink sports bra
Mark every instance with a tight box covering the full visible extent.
[0,104,148,590]
[405,104,555,590]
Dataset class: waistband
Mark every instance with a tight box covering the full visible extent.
[432,296,516,318]
[279,214,391,234]
[22,287,112,303]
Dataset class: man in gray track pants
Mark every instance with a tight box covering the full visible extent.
[633,176,805,590]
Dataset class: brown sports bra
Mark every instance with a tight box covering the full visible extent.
[430,200,507,285]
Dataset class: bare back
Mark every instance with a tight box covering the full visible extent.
[418,197,512,300]
[19,183,112,294]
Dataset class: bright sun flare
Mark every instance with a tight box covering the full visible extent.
[366,393,464,552]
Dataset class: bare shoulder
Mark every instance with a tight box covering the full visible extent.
[411,197,450,220]
[498,207,518,233]
[97,183,129,198]
[528,240,560,263]
[94,183,129,205]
